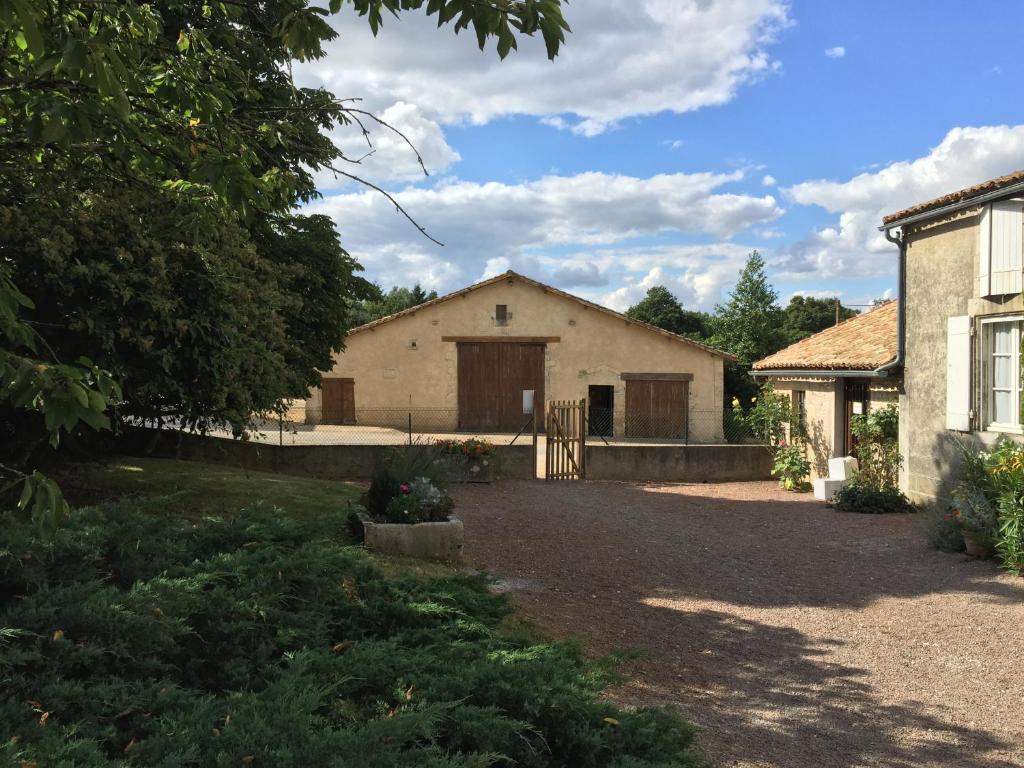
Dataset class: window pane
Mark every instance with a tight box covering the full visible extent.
[994,324,1014,353]
[994,389,1013,424]
[994,354,1013,387]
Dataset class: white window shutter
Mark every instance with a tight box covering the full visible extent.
[978,204,991,297]
[946,315,971,431]
[987,201,1023,295]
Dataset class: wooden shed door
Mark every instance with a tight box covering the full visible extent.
[457,342,545,431]
[321,378,355,424]
[843,380,870,456]
[625,379,688,438]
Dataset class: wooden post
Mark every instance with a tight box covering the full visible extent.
[532,403,539,480]
[579,398,586,479]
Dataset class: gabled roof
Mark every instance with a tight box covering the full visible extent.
[882,169,1024,226]
[348,270,737,361]
[752,300,897,372]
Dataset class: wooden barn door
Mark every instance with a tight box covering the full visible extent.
[624,378,688,439]
[321,378,355,424]
[457,342,545,431]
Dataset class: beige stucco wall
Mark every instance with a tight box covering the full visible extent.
[902,205,1024,505]
[307,277,726,440]
[766,378,900,481]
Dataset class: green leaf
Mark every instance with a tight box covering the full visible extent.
[60,38,87,71]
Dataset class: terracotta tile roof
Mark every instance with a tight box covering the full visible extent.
[347,270,738,361]
[752,300,897,372]
[882,169,1024,225]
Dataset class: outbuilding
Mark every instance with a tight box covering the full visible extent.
[305,271,735,442]
[752,300,901,480]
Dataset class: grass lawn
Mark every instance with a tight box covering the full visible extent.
[56,456,363,521]
[1,457,703,767]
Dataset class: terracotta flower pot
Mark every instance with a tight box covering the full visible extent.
[962,531,992,559]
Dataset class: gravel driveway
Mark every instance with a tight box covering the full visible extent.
[452,480,1024,768]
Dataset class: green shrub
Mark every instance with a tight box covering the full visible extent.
[944,437,1024,573]
[988,440,1024,575]
[0,500,702,767]
[830,483,915,514]
[850,404,901,490]
[771,443,810,491]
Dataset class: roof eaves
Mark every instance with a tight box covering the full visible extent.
[880,175,1024,230]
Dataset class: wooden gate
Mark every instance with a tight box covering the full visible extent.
[545,399,586,480]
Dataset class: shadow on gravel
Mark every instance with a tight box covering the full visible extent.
[620,604,1017,768]
[453,479,1024,768]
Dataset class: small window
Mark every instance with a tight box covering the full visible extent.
[981,316,1024,432]
[791,390,806,437]
[495,304,508,326]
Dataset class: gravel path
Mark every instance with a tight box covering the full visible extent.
[452,480,1024,768]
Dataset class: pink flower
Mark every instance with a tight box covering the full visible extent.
[778,439,786,448]
[399,483,410,495]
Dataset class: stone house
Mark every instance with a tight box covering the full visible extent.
[751,301,900,481]
[305,271,735,441]
[881,170,1024,504]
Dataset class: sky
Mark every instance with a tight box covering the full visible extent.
[295,0,1024,313]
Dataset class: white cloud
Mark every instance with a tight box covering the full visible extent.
[299,0,790,136]
[779,125,1024,279]
[312,102,461,191]
[307,170,779,308]
[761,174,777,186]
[824,46,846,59]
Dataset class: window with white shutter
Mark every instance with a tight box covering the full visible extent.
[979,201,1024,297]
[980,315,1024,433]
[946,315,971,431]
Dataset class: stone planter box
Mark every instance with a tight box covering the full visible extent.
[359,513,464,564]
[433,454,495,483]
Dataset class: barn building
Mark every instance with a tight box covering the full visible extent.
[305,271,734,442]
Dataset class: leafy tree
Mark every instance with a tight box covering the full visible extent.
[626,286,710,339]
[351,284,440,325]
[709,252,786,403]
[0,0,569,520]
[783,295,858,343]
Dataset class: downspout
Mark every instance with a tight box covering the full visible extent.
[874,226,906,377]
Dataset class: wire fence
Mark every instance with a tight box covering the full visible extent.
[213,406,764,447]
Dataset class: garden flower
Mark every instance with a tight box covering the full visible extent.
[399,483,410,495]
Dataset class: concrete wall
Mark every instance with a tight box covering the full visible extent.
[584,444,772,482]
[308,277,726,442]
[125,430,536,481]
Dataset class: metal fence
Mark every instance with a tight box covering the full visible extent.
[215,406,762,447]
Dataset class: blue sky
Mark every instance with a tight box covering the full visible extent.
[297,1,1024,313]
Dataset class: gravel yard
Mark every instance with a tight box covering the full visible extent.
[452,480,1024,768]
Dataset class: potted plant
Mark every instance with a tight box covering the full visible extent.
[947,487,996,558]
[771,439,811,491]
[432,438,496,483]
[350,445,464,563]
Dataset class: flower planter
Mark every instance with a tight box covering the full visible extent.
[434,454,494,483]
[358,513,464,564]
[962,531,992,559]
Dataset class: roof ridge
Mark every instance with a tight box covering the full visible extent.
[347,270,738,361]
[752,299,897,372]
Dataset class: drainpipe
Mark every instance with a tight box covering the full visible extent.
[874,226,906,377]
